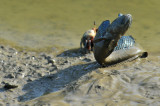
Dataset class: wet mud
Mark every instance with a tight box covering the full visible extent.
[24,56,160,106]
[0,46,159,106]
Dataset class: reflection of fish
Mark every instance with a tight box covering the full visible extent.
[93,14,147,66]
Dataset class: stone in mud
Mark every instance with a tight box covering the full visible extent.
[4,83,18,90]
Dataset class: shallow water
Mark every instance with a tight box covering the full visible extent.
[0,0,160,55]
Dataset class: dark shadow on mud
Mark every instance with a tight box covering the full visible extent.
[0,88,5,92]
[18,61,100,102]
[57,48,90,57]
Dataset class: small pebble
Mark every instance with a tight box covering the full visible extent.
[4,83,18,90]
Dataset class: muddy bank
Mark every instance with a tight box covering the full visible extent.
[0,45,160,106]
[24,56,160,106]
[0,45,97,105]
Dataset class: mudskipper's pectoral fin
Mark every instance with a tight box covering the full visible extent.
[94,20,110,40]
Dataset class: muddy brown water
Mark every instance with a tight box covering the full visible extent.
[0,0,160,105]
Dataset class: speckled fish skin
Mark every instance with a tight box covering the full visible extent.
[93,14,133,66]
[106,14,132,36]
[114,36,135,51]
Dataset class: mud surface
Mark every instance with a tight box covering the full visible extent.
[0,45,159,106]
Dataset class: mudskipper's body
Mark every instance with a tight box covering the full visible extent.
[93,14,147,66]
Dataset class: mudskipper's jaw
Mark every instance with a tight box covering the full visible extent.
[122,14,132,28]
[119,14,132,34]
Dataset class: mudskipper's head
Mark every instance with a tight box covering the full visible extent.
[107,14,132,36]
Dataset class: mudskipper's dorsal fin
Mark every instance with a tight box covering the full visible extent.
[93,20,110,43]
[96,20,110,37]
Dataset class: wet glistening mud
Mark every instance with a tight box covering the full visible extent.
[0,46,159,105]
